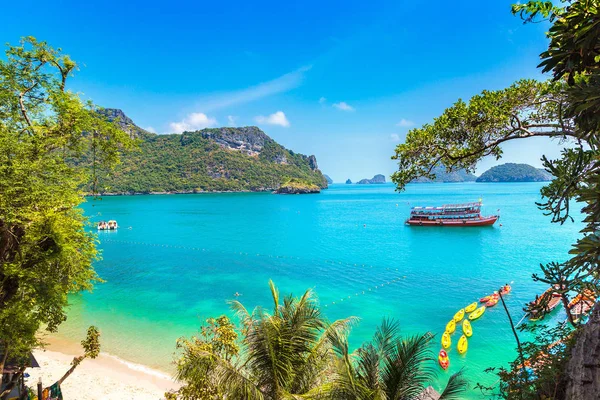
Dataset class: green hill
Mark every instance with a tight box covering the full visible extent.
[476,163,552,182]
[411,166,477,183]
[86,109,327,194]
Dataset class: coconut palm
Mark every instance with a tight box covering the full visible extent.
[176,280,358,399]
[330,319,467,400]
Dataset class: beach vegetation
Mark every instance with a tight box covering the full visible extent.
[170,281,467,400]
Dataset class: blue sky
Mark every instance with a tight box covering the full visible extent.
[3,0,564,181]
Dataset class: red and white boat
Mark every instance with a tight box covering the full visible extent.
[405,201,499,227]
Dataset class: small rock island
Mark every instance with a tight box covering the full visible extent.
[275,178,321,194]
[346,179,352,184]
[357,174,386,184]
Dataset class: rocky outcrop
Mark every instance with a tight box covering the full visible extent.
[563,303,600,399]
[275,185,320,194]
[416,386,440,400]
[275,179,320,194]
[197,127,268,156]
[324,175,333,184]
[357,174,386,184]
[98,108,150,139]
[346,179,352,184]
[307,155,319,171]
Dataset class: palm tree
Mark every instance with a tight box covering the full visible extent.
[330,319,467,400]
[177,280,357,399]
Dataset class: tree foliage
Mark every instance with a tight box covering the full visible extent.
[0,36,130,394]
[392,1,600,398]
[330,319,466,400]
[171,283,467,400]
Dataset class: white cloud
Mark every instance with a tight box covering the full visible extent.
[319,97,327,104]
[227,115,238,126]
[195,66,311,112]
[333,101,355,112]
[169,112,217,133]
[390,133,401,142]
[396,119,414,127]
[144,126,156,133]
[254,111,290,127]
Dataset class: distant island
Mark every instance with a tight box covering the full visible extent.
[91,109,328,194]
[275,178,321,194]
[476,163,552,182]
[346,179,352,184]
[323,174,333,184]
[411,166,476,183]
[357,174,386,184]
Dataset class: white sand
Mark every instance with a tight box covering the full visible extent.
[27,343,179,400]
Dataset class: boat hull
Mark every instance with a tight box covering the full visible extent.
[406,216,498,227]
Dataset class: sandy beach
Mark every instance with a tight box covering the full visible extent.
[26,338,179,400]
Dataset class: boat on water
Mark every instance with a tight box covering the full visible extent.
[528,287,562,321]
[568,289,596,323]
[405,201,499,227]
[98,220,118,230]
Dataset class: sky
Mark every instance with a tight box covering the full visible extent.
[2,0,565,182]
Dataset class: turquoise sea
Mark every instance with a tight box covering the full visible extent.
[56,183,582,397]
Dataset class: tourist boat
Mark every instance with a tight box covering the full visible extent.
[568,289,596,323]
[97,220,118,230]
[405,201,498,226]
[528,287,562,321]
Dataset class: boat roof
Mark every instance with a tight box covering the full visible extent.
[411,202,482,210]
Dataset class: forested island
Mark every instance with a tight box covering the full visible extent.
[406,164,551,183]
[476,163,552,182]
[87,109,327,194]
[411,166,476,183]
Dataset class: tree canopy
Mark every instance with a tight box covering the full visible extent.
[0,37,130,394]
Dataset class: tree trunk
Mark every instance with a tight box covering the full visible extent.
[0,367,24,400]
[0,341,8,386]
[498,290,529,391]
[562,302,600,399]
[58,356,84,385]
[561,294,576,327]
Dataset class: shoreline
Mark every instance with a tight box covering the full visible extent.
[28,336,179,400]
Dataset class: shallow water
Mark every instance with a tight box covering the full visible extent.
[56,182,582,397]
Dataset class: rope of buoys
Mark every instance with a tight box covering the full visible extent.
[100,239,405,273]
[323,276,407,308]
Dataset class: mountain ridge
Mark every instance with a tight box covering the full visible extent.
[90,109,327,194]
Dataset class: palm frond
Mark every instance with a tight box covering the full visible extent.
[438,369,468,400]
[380,332,435,400]
[269,279,280,315]
[374,317,400,356]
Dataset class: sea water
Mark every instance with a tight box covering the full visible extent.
[55,182,582,397]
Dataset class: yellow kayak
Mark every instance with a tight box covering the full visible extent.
[468,306,486,321]
[441,331,451,349]
[462,319,473,337]
[465,302,478,313]
[453,308,465,322]
[457,334,468,354]
[445,319,456,334]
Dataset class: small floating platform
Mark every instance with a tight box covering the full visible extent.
[98,220,118,230]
